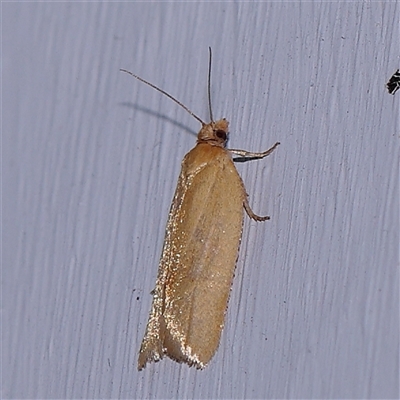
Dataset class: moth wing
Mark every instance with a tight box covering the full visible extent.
[138,145,246,370]
[161,146,245,367]
[137,164,188,370]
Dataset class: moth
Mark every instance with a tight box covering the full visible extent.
[121,48,279,370]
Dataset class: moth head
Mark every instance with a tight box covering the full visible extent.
[197,118,229,147]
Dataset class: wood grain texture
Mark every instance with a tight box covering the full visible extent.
[3,2,398,399]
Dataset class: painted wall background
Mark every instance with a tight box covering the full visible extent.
[3,2,399,399]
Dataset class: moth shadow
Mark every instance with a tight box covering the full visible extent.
[232,156,264,163]
[120,102,198,138]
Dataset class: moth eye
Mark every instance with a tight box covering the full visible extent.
[215,130,227,140]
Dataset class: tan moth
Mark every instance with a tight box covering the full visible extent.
[121,48,279,370]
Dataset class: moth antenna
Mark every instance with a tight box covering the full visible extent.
[207,47,214,123]
[120,68,206,126]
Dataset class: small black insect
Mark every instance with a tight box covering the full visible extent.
[386,69,400,95]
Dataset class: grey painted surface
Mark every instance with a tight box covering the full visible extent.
[3,2,398,399]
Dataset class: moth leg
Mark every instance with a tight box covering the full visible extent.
[232,141,279,220]
[229,141,280,161]
[243,195,270,222]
